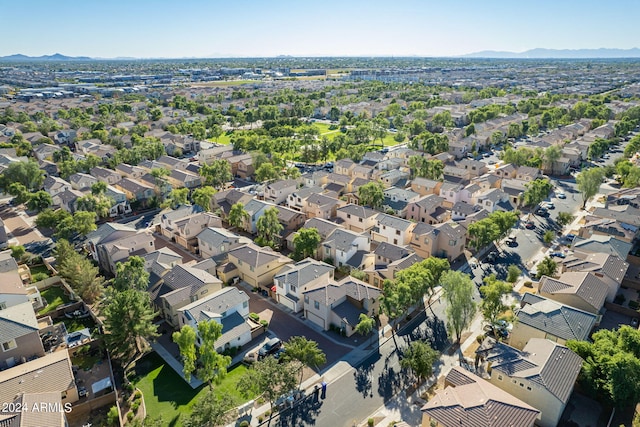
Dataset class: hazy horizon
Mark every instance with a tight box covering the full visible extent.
[3,0,640,58]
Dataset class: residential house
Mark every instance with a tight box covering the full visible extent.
[410,177,442,197]
[177,287,251,352]
[90,166,122,185]
[0,350,79,409]
[52,188,84,213]
[409,221,466,262]
[560,252,628,301]
[538,272,610,314]
[304,193,341,220]
[157,264,223,327]
[3,392,69,427]
[273,258,335,312]
[167,169,202,189]
[0,301,46,369]
[571,235,633,260]
[160,210,222,253]
[451,201,481,221]
[274,205,306,235]
[476,188,513,213]
[265,179,299,205]
[114,163,147,180]
[334,159,356,176]
[383,187,420,217]
[438,182,464,208]
[223,244,293,289]
[115,178,156,207]
[287,217,344,252]
[242,199,272,234]
[500,179,527,208]
[105,185,132,217]
[509,293,598,350]
[321,228,370,267]
[515,166,542,182]
[286,186,324,213]
[421,366,540,427]
[68,172,98,191]
[212,189,253,218]
[32,143,61,162]
[197,227,250,261]
[302,276,381,336]
[406,194,449,224]
[0,252,34,309]
[43,176,72,197]
[335,204,378,233]
[86,223,155,275]
[372,214,415,246]
[476,338,582,427]
[577,217,636,243]
[366,252,422,289]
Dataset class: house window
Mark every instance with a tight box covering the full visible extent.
[393,239,398,245]
[424,238,429,244]
[0,302,6,310]
[527,386,532,391]
[2,339,16,352]
[395,230,400,236]
[291,285,297,293]
[149,241,153,247]
[382,225,386,230]
[359,218,363,223]
[304,296,309,304]
[243,301,248,308]
[497,374,503,381]
[449,240,456,246]
[347,214,351,219]
[314,301,320,310]
[201,289,208,295]
[278,282,283,288]
[250,266,254,272]
[519,383,524,387]
[220,245,225,252]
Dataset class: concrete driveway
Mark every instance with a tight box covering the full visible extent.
[0,205,47,246]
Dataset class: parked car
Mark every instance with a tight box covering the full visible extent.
[535,207,549,216]
[258,337,283,360]
[525,221,535,230]
[556,192,566,199]
[543,202,555,210]
[484,324,509,339]
[550,251,566,258]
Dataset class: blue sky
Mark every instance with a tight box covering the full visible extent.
[3,0,639,58]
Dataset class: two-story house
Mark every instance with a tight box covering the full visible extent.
[0,301,46,369]
[509,293,597,350]
[321,229,370,267]
[335,204,378,233]
[196,227,251,261]
[538,272,611,314]
[302,276,381,336]
[86,223,155,275]
[177,287,251,352]
[222,244,293,290]
[161,211,222,253]
[115,178,155,207]
[476,338,582,427]
[68,172,98,191]
[372,214,415,246]
[273,258,335,312]
[406,194,449,224]
[43,176,72,197]
[265,179,299,205]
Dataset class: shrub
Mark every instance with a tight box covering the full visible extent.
[476,334,485,344]
[131,401,140,413]
[260,319,269,328]
[264,410,271,417]
[134,390,142,399]
[506,264,521,283]
[240,422,250,427]
[127,411,134,421]
[629,300,639,310]
[126,382,135,393]
[368,418,375,427]
[523,281,533,288]
[258,415,264,423]
[31,272,49,282]
[106,406,119,426]
[249,312,260,322]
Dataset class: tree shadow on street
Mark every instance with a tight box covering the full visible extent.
[353,361,375,398]
[274,393,323,427]
[377,363,406,402]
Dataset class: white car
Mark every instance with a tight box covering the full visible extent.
[556,192,566,199]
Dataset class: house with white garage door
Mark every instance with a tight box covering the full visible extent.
[273,258,334,312]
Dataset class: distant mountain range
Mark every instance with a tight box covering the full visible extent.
[462,48,640,59]
[0,53,93,61]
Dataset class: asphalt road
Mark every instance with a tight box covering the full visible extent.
[274,302,450,427]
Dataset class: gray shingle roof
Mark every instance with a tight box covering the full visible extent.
[0,302,38,341]
[228,244,285,268]
[337,204,377,219]
[302,217,343,239]
[181,287,248,323]
[323,229,364,252]
[518,293,597,341]
[376,213,413,231]
[539,272,608,312]
[274,259,334,288]
[478,338,582,403]
[303,276,381,306]
[373,242,412,262]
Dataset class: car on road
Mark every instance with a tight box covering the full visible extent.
[258,337,283,360]
[525,220,535,229]
[535,207,549,216]
[550,251,566,258]
[543,202,555,209]
[484,324,509,339]
[506,235,517,247]
[486,251,498,262]
[556,192,566,199]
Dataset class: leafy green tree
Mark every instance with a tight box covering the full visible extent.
[192,186,217,212]
[467,220,499,251]
[91,181,108,196]
[256,207,283,249]
[441,270,476,343]
[8,183,30,205]
[196,320,232,390]
[9,245,25,261]
[358,181,385,210]
[200,159,232,188]
[76,195,113,218]
[292,228,321,260]
[282,336,327,386]
[53,239,75,266]
[102,289,158,363]
[506,265,521,283]
[36,208,70,230]
[237,356,299,412]
[479,275,512,328]
[113,256,149,292]
[543,230,555,245]
[400,340,439,384]
[556,212,575,227]
[0,160,44,191]
[172,325,197,382]
[228,202,249,231]
[355,313,376,347]
[26,191,52,212]
[536,256,558,279]
[70,211,98,236]
[543,145,562,174]
[59,254,104,303]
[567,326,640,408]
[182,392,236,427]
[522,178,553,207]
[255,162,280,182]
[576,168,604,209]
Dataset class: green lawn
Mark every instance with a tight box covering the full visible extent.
[207,132,232,146]
[133,352,254,427]
[30,264,51,277]
[38,286,70,315]
[56,316,97,333]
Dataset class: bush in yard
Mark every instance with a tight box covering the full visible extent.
[260,319,269,328]
[131,401,140,413]
[249,313,260,322]
[134,390,142,399]
[368,418,375,426]
[523,281,533,288]
[31,272,49,282]
[107,406,119,426]
[240,421,250,427]
[127,411,134,421]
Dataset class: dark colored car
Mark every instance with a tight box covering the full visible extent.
[525,221,535,229]
[258,338,283,359]
[550,251,566,258]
